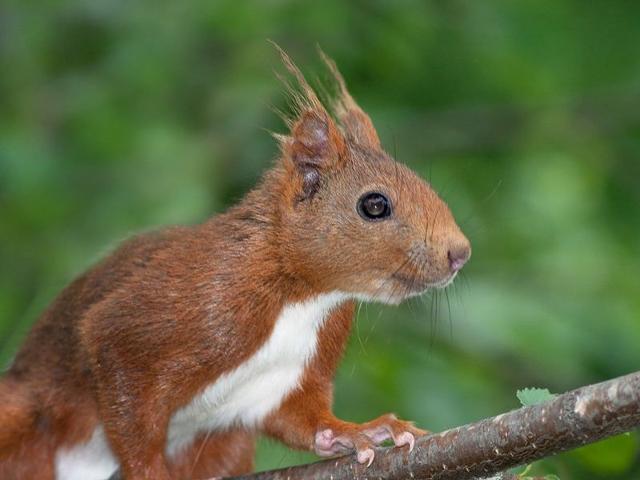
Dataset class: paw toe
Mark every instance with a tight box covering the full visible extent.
[394,431,415,451]
[356,447,375,467]
[314,429,335,450]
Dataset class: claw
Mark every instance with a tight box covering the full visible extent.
[357,447,375,466]
[394,431,415,451]
[314,415,425,466]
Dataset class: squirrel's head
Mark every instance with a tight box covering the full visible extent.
[273,48,470,304]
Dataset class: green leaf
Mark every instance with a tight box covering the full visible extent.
[516,388,555,406]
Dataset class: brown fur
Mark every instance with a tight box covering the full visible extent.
[0,48,470,479]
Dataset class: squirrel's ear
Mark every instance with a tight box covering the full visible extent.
[290,110,344,169]
[285,110,345,199]
[272,44,346,197]
[319,50,381,150]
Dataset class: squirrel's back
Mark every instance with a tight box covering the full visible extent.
[8,229,180,381]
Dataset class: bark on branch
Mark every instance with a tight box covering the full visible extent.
[228,371,640,480]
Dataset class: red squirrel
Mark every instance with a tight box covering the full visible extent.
[0,48,471,480]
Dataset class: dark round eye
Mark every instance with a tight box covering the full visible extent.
[357,192,392,221]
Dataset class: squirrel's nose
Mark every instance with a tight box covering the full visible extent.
[447,239,471,272]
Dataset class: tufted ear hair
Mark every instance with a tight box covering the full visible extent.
[319,49,381,150]
[272,43,346,166]
[271,43,346,198]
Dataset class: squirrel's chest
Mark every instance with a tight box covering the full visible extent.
[166,292,346,455]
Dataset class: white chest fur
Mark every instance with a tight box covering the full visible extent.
[166,292,346,455]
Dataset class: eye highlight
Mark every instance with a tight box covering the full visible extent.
[357,192,392,221]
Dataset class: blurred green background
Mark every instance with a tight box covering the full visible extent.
[1,1,639,478]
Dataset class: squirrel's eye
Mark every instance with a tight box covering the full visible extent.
[357,192,392,221]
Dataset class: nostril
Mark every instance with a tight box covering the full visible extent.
[448,243,471,272]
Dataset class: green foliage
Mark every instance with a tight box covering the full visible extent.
[569,434,639,476]
[1,1,639,478]
[516,388,556,407]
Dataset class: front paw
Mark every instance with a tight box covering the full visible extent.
[314,414,427,467]
[361,413,427,451]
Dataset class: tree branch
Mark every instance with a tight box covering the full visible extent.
[228,371,640,480]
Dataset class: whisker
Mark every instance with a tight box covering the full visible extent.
[189,429,213,478]
[355,300,368,355]
[444,286,453,341]
[431,290,441,348]
[459,178,503,230]
[459,270,471,296]
[356,251,422,353]
[429,202,441,243]
[363,302,385,348]
[369,251,419,302]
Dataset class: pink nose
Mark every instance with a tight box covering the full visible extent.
[448,242,471,272]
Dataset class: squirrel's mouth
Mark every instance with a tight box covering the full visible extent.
[428,271,458,289]
[365,270,458,305]
[390,272,428,291]
[391,271,457,295]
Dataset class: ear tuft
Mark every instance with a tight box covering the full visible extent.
[270,44,346,191]
[270,132,293,149]
[271,41,325,119]
[318,48,381,149]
